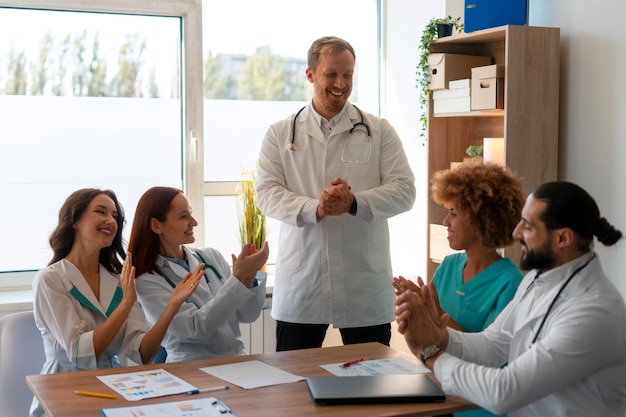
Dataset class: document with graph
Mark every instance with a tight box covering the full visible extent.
[100,397,236,417]
[96,368,197,401]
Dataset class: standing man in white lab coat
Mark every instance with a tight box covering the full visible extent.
[256,36,416,351]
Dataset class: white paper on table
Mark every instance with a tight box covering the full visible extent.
[97,368,197,401]
[320,358,430,376]
[199,359,304,389]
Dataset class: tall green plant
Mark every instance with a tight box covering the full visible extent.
[238,165,266,250]
[416,16,463,145]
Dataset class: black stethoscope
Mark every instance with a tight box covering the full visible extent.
[529,253,595,344]
[286,104,371,154]
[500,253,596,344]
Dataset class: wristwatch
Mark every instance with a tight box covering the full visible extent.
[419,344,441,363]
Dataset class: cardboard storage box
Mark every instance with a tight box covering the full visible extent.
[471,64,504,110]
[428,54,491,90]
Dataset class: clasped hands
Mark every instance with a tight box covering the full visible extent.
[393,275,449,360]
[316,177,354,219]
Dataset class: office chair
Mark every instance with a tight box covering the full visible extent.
[152,345,168,363]
[0,310,45,417]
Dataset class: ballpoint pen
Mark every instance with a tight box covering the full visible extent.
[212,398,233,414]
[342,358,364,368]
[185,385,230,395]
[74,390,117,399]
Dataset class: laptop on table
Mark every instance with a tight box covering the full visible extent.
[306,374,446,405]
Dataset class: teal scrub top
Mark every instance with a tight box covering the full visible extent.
[433,253,523,417]
[433,252,524,417]
[433,252,523,333]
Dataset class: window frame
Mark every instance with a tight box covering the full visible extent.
[0,0,204,288]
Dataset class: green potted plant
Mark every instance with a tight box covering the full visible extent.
[237,163,267,255]
[416,16,463,145]
[465,144,484,157]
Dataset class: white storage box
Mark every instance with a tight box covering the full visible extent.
[433,87,471,114]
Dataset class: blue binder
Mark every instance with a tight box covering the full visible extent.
[464,0,528,32]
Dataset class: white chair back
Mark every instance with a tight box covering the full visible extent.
[0,310,45,417]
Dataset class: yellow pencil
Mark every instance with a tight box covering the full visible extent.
[74,390,117,399]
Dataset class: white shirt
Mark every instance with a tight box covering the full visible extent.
[135,246,266,362]
[256,102,416,327]
[434,252,626,416]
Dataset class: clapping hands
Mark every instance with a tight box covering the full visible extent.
[231,242,270,287]
[394,276,449,358]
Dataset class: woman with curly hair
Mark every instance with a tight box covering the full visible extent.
[395,158,525,417]
[395,157,525,333]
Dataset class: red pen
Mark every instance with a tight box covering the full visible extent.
[342,358,364,368]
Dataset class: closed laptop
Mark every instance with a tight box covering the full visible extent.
[306,374,446,405]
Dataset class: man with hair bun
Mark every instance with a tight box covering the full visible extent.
[395,181,626,417]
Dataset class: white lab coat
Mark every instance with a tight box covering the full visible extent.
[434,252,626,416]
[135,246,266,362]
[31,259,148,417]
[256,102,416,328]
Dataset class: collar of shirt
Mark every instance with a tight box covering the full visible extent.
[156,252,190,275]
[309,101,347,138]
[532,251,597,299]
[155,252,213,299]
[162,255,190,272]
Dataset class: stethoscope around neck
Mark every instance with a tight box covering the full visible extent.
[500,253,596,344]
[155,250,224,290]
[286,104,372,164]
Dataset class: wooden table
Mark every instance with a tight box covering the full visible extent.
[27,342,476,417]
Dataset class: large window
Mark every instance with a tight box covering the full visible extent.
[0,1,201,282]
[0,0,380,282]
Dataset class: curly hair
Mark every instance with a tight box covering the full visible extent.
[431,158,524,248]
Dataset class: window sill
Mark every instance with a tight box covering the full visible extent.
[0,289,33,313]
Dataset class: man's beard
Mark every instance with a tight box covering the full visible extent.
[519,239,556,271]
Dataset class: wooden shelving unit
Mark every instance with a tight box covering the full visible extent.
[426,25,560,279]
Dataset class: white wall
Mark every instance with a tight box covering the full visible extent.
[382,1,444,280]
[527,0,626,296]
